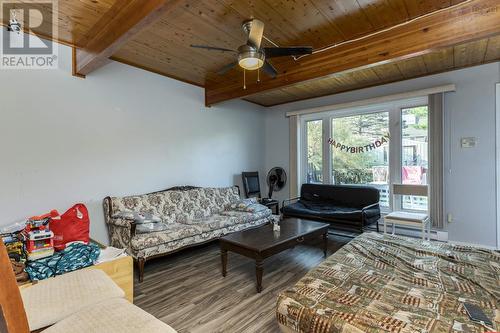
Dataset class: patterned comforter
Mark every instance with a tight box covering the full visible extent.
[276,232,499,333]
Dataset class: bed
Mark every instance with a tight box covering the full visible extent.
[276,232,499,333]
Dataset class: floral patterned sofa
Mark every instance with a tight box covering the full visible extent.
[104,186,275,282]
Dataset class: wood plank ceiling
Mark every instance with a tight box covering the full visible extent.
[0,0,118,47]
[245,35,500,106]
[3,0,500,107]
[112,0,471,87]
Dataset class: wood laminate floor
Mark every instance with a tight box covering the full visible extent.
[133,234,351,333]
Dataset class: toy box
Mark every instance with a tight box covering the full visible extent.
[23,215,55,261]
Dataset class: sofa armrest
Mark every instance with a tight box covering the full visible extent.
[103,197,137,243]
[282,197,300,210]
[362,202,380,211]
[107,218,138,236]
[105,217,136,253]
[361,203,381,220]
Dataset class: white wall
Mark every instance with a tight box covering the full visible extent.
[2,36,498,249]
[0,42,266,244]
[264,62,500,248]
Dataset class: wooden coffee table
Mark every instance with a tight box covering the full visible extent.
[219,218,329,293]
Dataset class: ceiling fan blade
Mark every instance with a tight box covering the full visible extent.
[190,45,237,53]
[217,61,238,75]
[262,60,277,78]
[247,19,264,49]
[263,46,313,58]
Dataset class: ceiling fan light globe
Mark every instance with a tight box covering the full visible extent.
[238,57,264,70]
[237,46,265,70]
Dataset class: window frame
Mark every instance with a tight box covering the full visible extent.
[400,104,430,212]
[299,96,428,213]
[302,119,324,184]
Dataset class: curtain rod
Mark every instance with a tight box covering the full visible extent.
[285,84,456,117]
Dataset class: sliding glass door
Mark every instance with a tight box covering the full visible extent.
[301,97,430,212]
[305,120,323,184]
[331,111,390,208]
[401,106,429,211]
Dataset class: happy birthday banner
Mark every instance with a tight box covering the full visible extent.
[328,134,390,154]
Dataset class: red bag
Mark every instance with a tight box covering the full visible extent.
[50,204,90,251]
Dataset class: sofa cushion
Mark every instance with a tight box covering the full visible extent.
[133,217,275,259]
[183,209,272,232]
[130,223,203,251]
[300,184,380,208]
[109,186,240,225]
[159,187,240,223]
[109,192,167,220]
[228,198,269,213]
[219,209,272,223]
[283,201,365,222]
[135,222,169,234]
[210,187,241,210]
[113,211,167,234]
[181,214,239,232]
[21,269,125,330]
[113,211,162,223]
[227,198,257,210]
[43,298,177,333]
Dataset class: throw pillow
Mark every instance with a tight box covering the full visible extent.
[245,203,269,213]
[228,199,268,213]
[228,198,258,211]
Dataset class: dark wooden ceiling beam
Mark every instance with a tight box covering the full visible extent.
[205,0,500,106]
[73,0,183,77]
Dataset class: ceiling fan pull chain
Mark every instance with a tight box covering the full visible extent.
[257,68,260,83]
[243,69,246,90]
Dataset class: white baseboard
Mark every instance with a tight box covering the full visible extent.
[382,224,445,241]
[386,225,498,250]
[447,240,499,251]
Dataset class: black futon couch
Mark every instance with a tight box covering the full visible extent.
[282,184,380,232]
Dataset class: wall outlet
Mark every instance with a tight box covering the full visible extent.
[447,213,453,223]
[436,231,448,242]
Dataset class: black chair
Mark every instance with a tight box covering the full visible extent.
[241,172,279,214]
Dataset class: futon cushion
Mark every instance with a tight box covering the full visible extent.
[21,269,124,330]
[283,201,364,221]
[300,183,380,208]
[42,298,177,333]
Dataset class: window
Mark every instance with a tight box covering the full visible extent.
[401,106,428,211]
[331,112,390,207]
[300,97,430,212]
[305,120,323,183]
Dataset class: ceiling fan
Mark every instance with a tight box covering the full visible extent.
[190,19,312,85]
